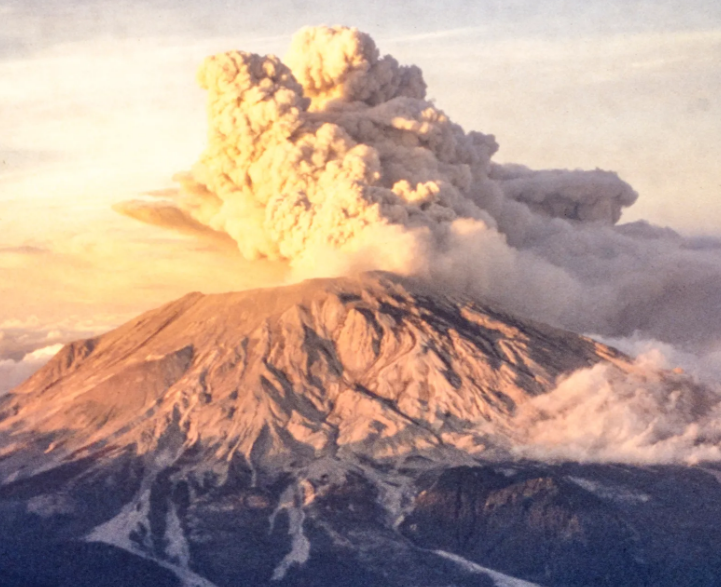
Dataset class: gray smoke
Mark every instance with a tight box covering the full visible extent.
[118,25,721,359]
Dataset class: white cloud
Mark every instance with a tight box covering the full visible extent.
[593,334,721,386]
[511,353,721,465]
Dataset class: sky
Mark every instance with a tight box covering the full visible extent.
[1,0,720,391]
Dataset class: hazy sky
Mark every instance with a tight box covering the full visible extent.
[1,0,720,384]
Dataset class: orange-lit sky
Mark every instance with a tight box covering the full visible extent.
[1,0,720,385]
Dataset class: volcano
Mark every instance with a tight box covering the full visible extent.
[1,273,720,587]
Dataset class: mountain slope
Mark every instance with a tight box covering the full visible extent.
[1,272,719,587]
[0,271,624,479]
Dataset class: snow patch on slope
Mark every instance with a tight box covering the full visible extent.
[434,550,543,587]
[166,500,191,567]
[271,482,311,581]
[86,489,217,587]
[567,476,650,504]
[86,489,152,551]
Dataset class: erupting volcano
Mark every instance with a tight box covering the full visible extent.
[2,25,721,587]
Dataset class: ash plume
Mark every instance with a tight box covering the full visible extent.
[119,25,721,354]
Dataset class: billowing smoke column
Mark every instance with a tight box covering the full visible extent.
[119,25,721,355]
[171,25,506,268]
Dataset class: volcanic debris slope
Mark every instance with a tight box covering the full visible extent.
[1,272,720,587]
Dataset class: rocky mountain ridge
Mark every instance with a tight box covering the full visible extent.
[0,272,627,479]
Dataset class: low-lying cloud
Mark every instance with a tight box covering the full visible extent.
[0,317,117,394]
[511,352,721,464]
[0,344,63,395]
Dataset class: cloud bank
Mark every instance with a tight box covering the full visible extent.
[510,352,721,464]
[0,345,62,395]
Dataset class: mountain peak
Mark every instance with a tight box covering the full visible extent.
[1,272,622,483]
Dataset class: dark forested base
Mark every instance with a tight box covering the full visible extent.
[1,449,721,587]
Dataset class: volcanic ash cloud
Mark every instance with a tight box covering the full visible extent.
[119,25,721,352]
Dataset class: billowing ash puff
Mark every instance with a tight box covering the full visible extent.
[173,25,508,266]
[119,26,721,354]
